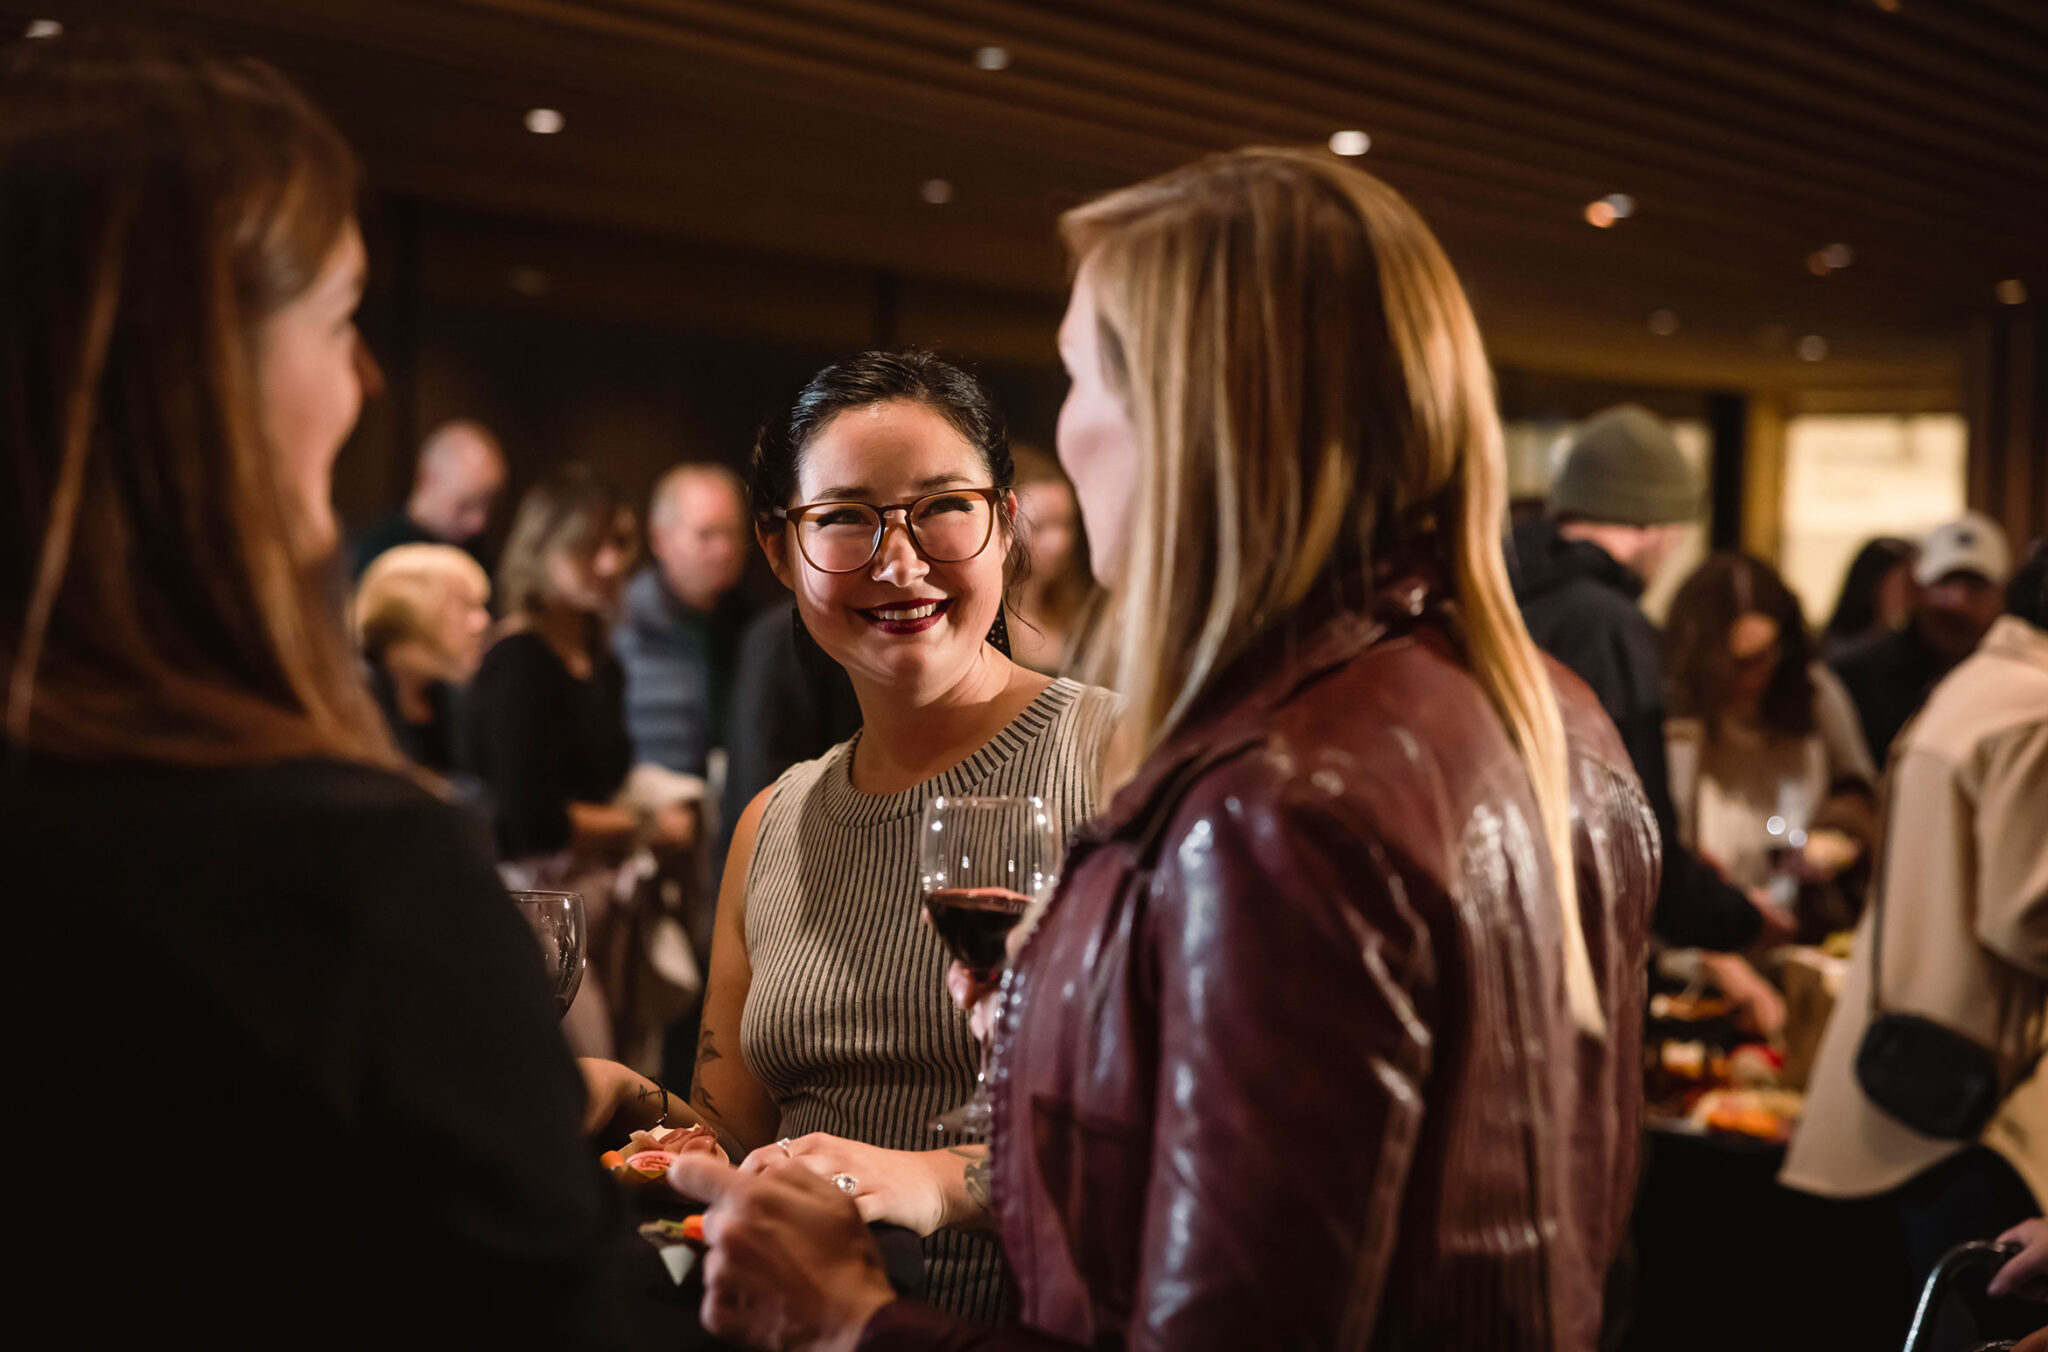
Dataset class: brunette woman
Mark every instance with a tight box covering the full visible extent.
[669,149,1659,1351]
[687,351,1117,1320]
[1664,552,1878,941]
[2,33,689,1347]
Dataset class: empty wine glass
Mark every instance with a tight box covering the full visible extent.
[919,795,1062,1137]
[509,889,586,1019]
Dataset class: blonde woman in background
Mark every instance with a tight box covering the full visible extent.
[354,542,491,775]
[671,147,1660,1352]
[1007,445,1098,675]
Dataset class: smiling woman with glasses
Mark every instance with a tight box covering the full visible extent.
[683,349,1118,1322]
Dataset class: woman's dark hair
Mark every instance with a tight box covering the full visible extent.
[1822,536,1914,648]
[2010,538,2048,629]
[751,347,1016,534]
[496,463,633,618]
[2,29,391,766]
[1665,552,1817,740]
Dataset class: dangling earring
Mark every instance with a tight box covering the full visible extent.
[985,606,1013,658]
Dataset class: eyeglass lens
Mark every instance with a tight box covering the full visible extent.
[798,492,993,572]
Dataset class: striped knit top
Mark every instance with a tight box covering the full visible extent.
[740,677,1117,1322]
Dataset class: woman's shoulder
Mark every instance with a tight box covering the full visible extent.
[478,627,558,672]
[231,758,495,863]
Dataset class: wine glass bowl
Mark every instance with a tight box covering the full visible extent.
[919,795,1062,1136]
[509,889,586,1019]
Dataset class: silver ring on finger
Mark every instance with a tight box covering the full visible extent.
[831,1172,858,1195]
[777,1137,794,1158]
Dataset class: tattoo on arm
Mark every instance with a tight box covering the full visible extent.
[695,1024,723,1067]
[947,1145,992,1213]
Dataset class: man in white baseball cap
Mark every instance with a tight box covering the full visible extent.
[1833,510,2012,765]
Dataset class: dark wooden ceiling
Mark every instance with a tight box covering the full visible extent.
[12,0,2048,397]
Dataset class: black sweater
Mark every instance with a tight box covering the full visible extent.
[468,629,634,860]
[5,756,658,1348]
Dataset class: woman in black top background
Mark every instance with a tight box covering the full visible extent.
[470,464,642,862]
[0,33,679,1347]
[469,464,696,1057]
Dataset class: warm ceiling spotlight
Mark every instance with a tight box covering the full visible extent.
[1648,309,1680,337]
[1873,0,1902,12]
[1821,243,1855,270]
[1328,129,1371,157]
[507,266,551,297]
[973,45,1011,71]
[25,18,62,37]
[921,178,955,205]
[1996,279,2029,305]
[1807,250,1833,276]
[524,108,565,135]
[1601,192,1637,219]
[1584,200,1618,228]
[1797,334,1829,361]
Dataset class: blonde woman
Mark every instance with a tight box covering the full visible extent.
[672,149,1660,1351]
[354,543,491,773]
[1006,445,1097,675]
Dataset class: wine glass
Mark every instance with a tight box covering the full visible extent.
[919,794,1062,1137]
[509,889,586,1019]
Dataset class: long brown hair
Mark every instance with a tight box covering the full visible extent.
[1061,148,1605,1035]
[1665,552,1818,741]
[1,31,392,766]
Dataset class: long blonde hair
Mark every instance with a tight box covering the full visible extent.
[1062,148,1604,1035]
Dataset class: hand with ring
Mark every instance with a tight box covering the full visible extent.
[739,1132,958,1236]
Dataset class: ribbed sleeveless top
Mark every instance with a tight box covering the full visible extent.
[741,678,1116,1320]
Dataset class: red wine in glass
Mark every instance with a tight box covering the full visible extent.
[924,886,1034,978]
[919,795,1062,1138]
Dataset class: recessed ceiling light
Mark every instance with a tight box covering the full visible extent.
[1648,309,1680,336]
[1821,243,1855,270]
[921,178,954,206]
[1797,334,1829,361]
[1328,129,1371,157]
[1873,0,1902,12]
[25,19,62,38]
[973,45,1011,71]
[507,265,551,297]
[1585,200,1618,228]
[1996,279,2029,305]
[524,108,565,135]
[1601,193,1636,219]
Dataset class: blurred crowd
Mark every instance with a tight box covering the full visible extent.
[8,28,2041,1352]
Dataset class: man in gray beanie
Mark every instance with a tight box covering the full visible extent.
[1510,405,1786,952]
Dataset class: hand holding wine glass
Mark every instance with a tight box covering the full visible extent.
[920,795,1062,1135]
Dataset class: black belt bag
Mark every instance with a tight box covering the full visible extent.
[1852,839,2029,1140]
[1854,1012,2005,1140]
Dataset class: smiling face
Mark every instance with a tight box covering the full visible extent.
[256,221,369,558]
[763,398,1011,697]
[1055,263,1138,589]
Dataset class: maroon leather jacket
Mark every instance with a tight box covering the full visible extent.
[862,576,1658,1351]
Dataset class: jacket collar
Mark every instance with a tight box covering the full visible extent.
[1083,563,1449,845]
[1981,615,2048,672]
[1509,517,1644,604]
